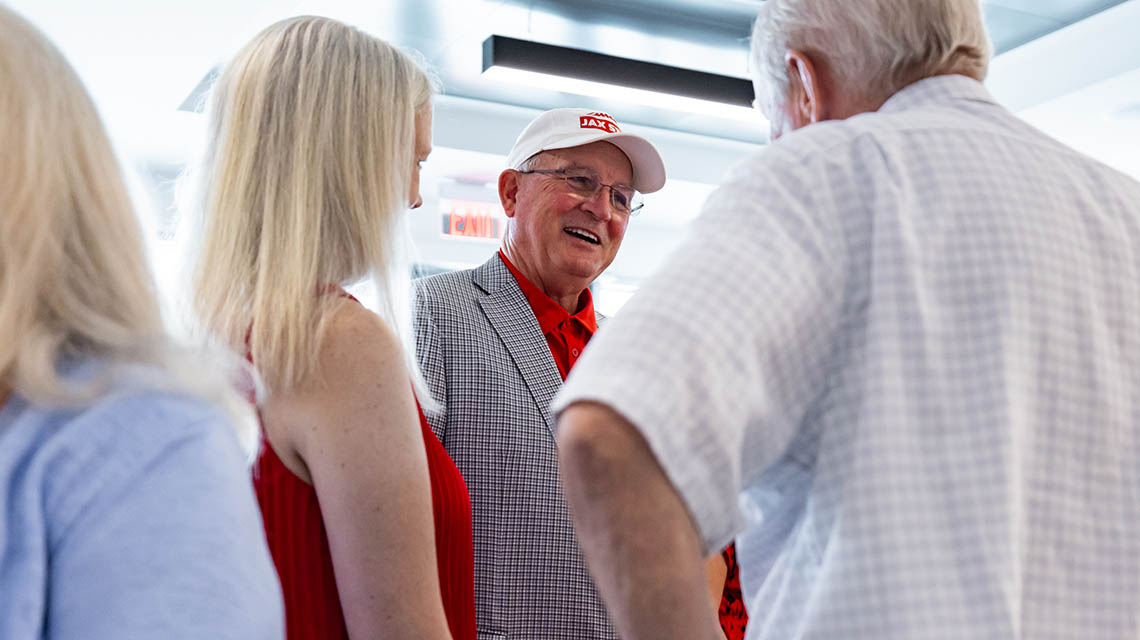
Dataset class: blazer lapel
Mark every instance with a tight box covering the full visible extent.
[474,255,564,432]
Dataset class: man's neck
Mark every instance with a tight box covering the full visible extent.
[0,385,11,410]
[547,288,588,315]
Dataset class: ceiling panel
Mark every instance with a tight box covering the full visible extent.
[984,0,1131,51]
[10,0,1140,151]
[503,0,760,35]
[985,0,1127,21]
[386,0,1137,138]
[983,4,1064,51]
[295,0,768,143]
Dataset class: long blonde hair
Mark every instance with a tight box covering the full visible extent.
[189,16,435,401]
[0,6,165,403]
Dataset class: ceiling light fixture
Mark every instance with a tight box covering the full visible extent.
[481,35,763,125]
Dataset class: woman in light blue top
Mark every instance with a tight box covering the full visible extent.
[0,6,283,638]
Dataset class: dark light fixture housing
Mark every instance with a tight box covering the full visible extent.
[481,35,759,122]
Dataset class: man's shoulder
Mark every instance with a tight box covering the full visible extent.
[413,261,500,331]
[728,119,873,189]
[415,253,522,304]
[732,99,992,190]
[414,266,483,306]
[716,120,869,208]
[416,267,474,292]
[777,118,865,154]
[781,108,936,163]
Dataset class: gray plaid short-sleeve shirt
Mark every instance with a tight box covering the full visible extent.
[555,75,1140,639]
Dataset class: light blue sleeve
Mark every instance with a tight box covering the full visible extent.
[44,393,284,640]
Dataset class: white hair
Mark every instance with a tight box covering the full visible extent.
[751,0,992,114]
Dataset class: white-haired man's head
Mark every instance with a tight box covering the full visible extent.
[751,0,992,139]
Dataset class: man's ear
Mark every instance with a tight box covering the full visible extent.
[785,49,825,127]
[498,169,520,219]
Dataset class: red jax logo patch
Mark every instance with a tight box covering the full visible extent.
[579,112,620,133]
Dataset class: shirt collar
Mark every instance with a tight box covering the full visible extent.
[877,74,997,114]
[499,250,597,334]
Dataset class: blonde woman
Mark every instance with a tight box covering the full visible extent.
[189,16,475,640]
[0,6,283,640]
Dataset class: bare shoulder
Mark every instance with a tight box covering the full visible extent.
[260,300,415,483]
[316,298,407,384]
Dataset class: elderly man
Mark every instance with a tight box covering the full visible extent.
[414,108,665,639]
[555,1,1140,639]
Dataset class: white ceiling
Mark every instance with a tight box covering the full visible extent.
[988,0,1140,177]
[11,0,1138,146]
[9,0,1138,185]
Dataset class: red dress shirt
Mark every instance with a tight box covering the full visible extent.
[500,250,597,380]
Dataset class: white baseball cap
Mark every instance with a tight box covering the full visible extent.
[505,108,666,194]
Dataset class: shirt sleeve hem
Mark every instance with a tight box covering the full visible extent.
[554,386,742,555]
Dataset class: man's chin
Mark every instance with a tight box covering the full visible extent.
[574,265,611,285]
[553,261,606,286]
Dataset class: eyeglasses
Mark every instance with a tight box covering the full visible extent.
[518,168,644,216]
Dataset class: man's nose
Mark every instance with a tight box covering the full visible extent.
[581,187,614,221]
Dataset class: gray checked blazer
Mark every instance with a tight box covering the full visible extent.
[414,253,617,640]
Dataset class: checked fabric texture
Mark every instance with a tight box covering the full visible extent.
[555,75,1140,639]
[414,254,617,640]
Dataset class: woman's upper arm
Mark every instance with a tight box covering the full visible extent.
[48,403,284,640]
[281,304,452,639]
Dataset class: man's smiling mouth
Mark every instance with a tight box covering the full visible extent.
[564,227,600,245]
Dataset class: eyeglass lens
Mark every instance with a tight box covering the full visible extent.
[564,172,638,213]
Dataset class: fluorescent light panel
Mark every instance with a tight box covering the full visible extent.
[481,35,764,125]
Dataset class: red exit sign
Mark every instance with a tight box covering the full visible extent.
[441,200,504,240]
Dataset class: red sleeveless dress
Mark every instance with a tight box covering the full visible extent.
[250,295,476,639]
